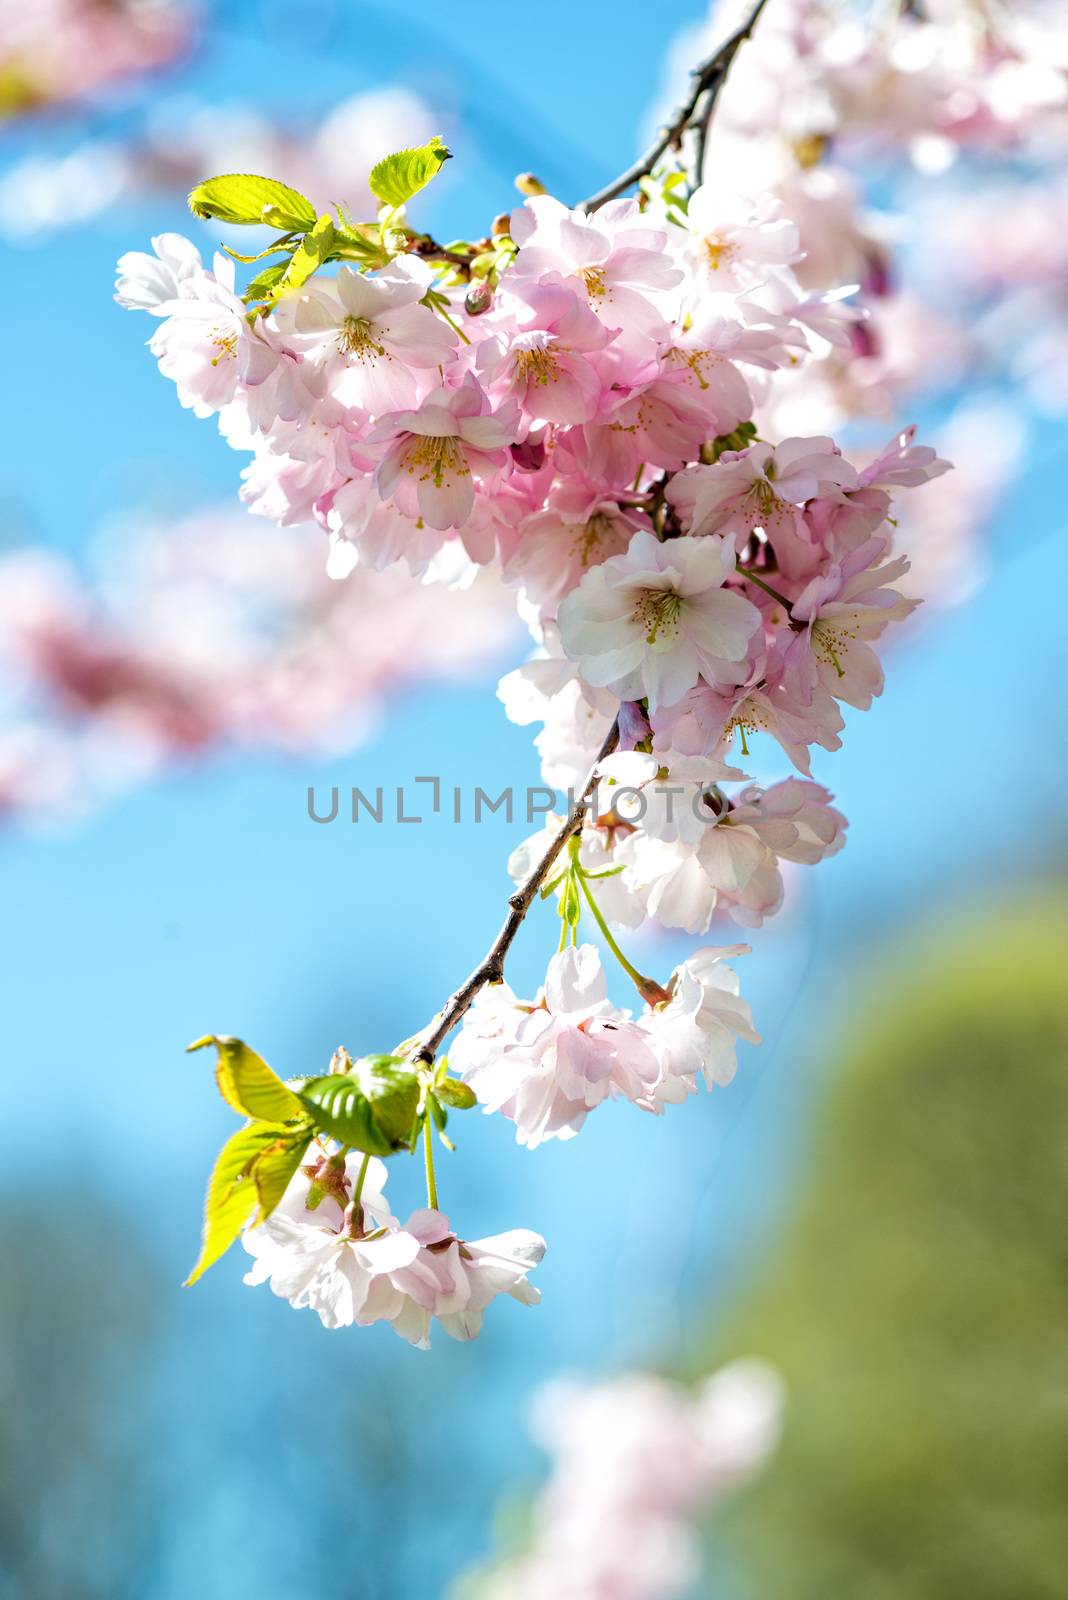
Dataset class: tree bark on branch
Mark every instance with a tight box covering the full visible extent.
[413,716,620,1064]
[580,0,771,212]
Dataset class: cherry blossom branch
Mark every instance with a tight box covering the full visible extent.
[412,715,621,1065]
[579,0,771,212]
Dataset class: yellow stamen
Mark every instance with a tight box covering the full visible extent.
[210,331,238,367]
[403,434,468,490]
[514,345,560,388]
[338,315,386,361]
[580,265,607,301]
[572,513,614,570]
[704,235,736,272]
[812,619,854,679]
[631,589,683,645]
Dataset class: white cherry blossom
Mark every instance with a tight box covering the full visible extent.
[557,529,761,710]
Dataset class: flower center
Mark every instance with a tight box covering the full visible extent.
[571,513,614,570]
[514,345,560,387]
[670,347,717,390]
[580,265,607,301]
[727,702,766,756]
[631,588,683,645]
[811,619,852,678]
[704,235,737,272]
[404,433,468,489]
[210,329,238,367]
[338,315,386,360]
[747,478,781,522]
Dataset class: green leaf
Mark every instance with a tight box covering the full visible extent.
[278,214,336,295]
[296,1074,392,1155]
[296,1056,420,1154]
[188,1035,306,1124]
[184,1122,280,1285]
[368,136,451,210]
[188,173,317,231]
[249,1132,310,1225]
[435,1076,477,1111]
[244,260,290,303]
[354,1055,421,1145]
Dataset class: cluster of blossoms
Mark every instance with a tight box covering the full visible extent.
[244,1143,543,1348]
[0,0,194,118]
[0,512,513,825]
[118,8,960,1342]
[463,1360,783,1599]
[451,941,761,1148]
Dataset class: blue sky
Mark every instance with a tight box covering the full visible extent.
[3,3,1066,1594]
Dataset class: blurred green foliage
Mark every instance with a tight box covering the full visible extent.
[707,892,1068,1600]
[0,1204,162,1598]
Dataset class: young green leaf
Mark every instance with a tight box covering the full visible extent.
[368,136,451,210]
[184,1122,282,1285]
[249,1131,311,1225]
[188,173,317,231]
[296,1074,393,1155]
[278,213,336,295]
[188,1035,306,1124]
[354,1055,421,1145]
[244,260,290,304]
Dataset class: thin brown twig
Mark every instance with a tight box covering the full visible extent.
[579,0,771,212]
[412,716,621,1064]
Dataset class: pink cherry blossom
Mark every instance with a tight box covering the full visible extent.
[242,1147,399,1329]
[503,484,643,610]
[728,778,847,866]
[667,437,859,550]
[476,282,612,424]
[379,1208,546,1346]
[509,194,683,353]
[858,425,953,490]
[2,0,195,113]
[639,945,761,1100]
[149,256,259,418]
[450,943,660,1147]
[372,375,519,530]
[788,538,919,709]
[271,260,456,414]
[683,184,802,294]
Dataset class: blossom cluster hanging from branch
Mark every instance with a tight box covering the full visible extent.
[117,0,951,1348]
